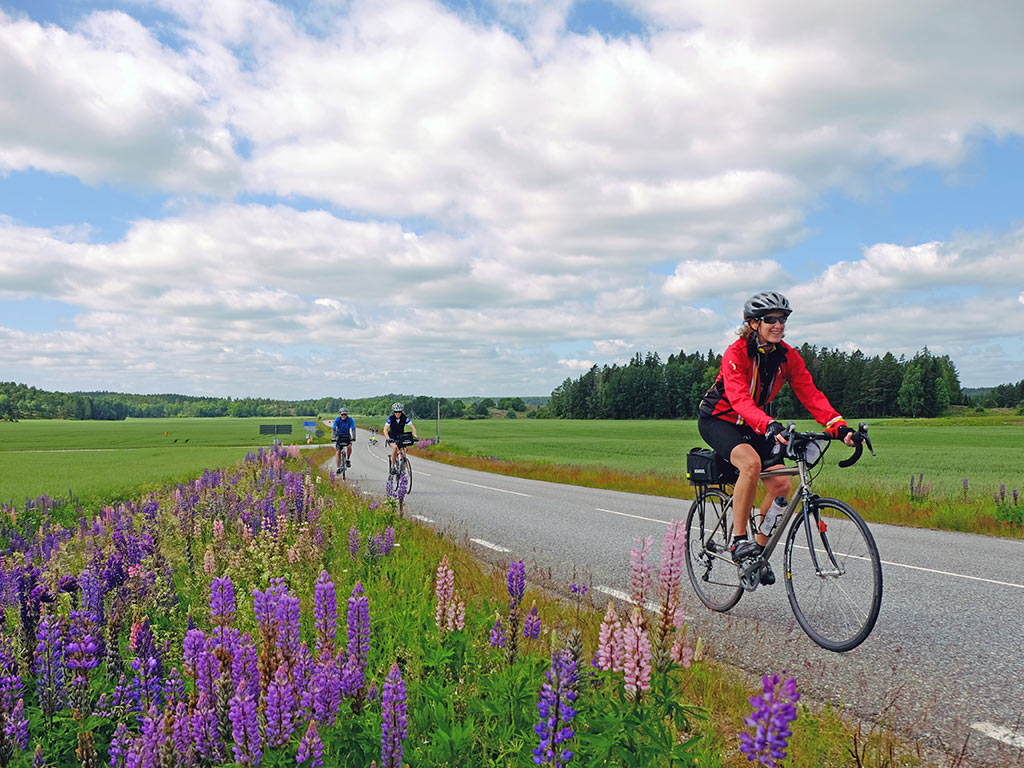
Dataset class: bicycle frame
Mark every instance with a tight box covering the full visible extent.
[739,446,847,584]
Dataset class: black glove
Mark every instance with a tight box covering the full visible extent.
[835,424,855,442]
[765,421,784,441]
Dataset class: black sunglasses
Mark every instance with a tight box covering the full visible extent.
[760,314,787,325]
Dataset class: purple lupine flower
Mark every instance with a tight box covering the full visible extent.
[739,673,801,767]
[108,720,131,767]
[533,649,578,767]
[172,700,192,758]
[523,604,541,640]
[507,560,526,614]
[130,654,162,716]
[1000,483,1006,503]
[383,526,395,555]
[310,656,342,727]
[66,610,100,714]
[313,570,337,661]
[6,696,28,750]
[228,678,262,766]
[32,744,46,768]
[79,568,106,628]
[295,720,324,768]
[191,692,224,764]
[210,575,236,627]
[33,610,66,717]
[381,662,408,768]
[182,629,207,681]
[265,663,297,748]
[489,616,506,648]
[346,581,370,675]
[348,527,360,560]
[1014,488,1019,506]
[339,651,363,700]
[276,590,302,668]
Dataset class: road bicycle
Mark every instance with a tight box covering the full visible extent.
[333,433,352,480]
[368,433,379,446]
[386,432,416,499]
[684,423,882,652]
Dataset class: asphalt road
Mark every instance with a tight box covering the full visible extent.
[332,438,1024,768]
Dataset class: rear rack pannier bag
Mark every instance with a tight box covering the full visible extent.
[686,447,739,485]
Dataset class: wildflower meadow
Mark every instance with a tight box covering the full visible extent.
[0,443,913,767]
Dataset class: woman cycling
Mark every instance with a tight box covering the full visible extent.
[698,291,856,584]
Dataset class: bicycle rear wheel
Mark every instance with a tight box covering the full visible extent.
[784,498,882,652]
[685,488,743,612]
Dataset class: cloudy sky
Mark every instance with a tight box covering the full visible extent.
[2,0,1022,400]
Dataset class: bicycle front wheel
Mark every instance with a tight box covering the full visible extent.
[401,457,412,496]
[784,498,882,652]
[685,488,743,612]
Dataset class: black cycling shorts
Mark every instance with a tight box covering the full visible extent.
[697,416,779,466]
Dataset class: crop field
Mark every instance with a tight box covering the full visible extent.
[430,416,1023,501]
[423,415,1024,535]
[0,417,329,506]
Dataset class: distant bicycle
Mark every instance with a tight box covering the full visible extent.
[368,433,379,446]
[684,422,882,652]
[334,433,352,480]
[386,432,416,499]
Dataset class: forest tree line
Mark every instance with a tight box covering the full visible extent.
[2,345,1021,422]
[0,383,534,422]
[547,346,1023,420]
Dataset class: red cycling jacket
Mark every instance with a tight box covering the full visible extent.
[699,337,846,435]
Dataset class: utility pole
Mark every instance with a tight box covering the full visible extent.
[436,398,440,443]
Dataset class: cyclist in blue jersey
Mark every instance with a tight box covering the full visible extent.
[383,402,417,473]
[332,407,356,474]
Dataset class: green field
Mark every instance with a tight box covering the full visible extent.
[430,416,1024,503]
[0,417,330,507]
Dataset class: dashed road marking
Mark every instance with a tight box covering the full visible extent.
[971,722,1024,748]
[450,479,532,497]
[471,538,511,553]
[595,508,669,525]
[594,585,660,613]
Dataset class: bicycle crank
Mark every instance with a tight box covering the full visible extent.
[738,558,768,592]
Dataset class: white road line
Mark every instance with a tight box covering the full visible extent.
[595,508,670,525]
[411,515,435,523]
[880,560,1024,590]
[795,544,1024,591]
[594,585,660,613]
[971,722,1024,749]
[471,538,512,553]
[449,479,532,497]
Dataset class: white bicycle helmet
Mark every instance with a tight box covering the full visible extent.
[744,291,791,320]
[392,402,404,412]
[339,407,348,415]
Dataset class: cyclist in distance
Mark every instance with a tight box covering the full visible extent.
[332,407,356,474]
[698,291,857,582]
[383,402,418,473]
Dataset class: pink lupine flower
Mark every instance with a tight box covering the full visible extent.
[622,607,651,701]
[654,520,687,660]
[630,536,653,607]
[596,602,624,672]
[212,519,225,543]
[434,556,465,636]
[203,547,216,576]
[670,636,694,669]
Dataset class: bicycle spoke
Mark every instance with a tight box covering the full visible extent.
[685,488,743,612]
[785,500,882,652]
